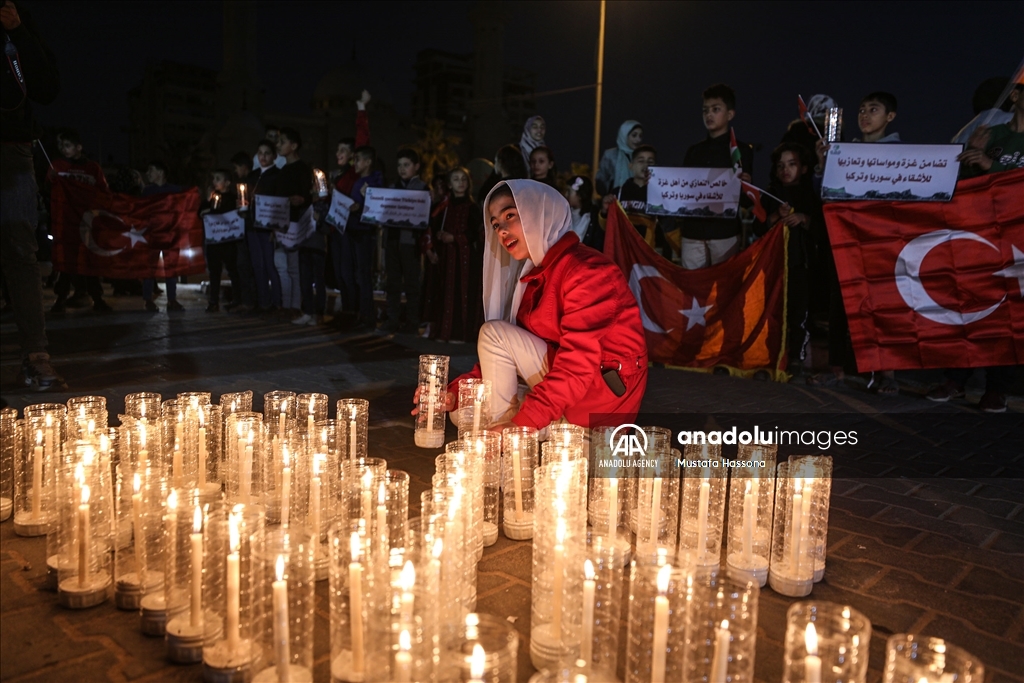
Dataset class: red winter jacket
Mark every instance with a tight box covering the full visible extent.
[452,232,648,429]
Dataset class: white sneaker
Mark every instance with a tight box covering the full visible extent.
[291,314,312,325]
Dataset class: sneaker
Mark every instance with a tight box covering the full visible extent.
[93,299,113,312]
[978,391,1007,414]
[50,298,67,313]
[16,353,67,392]
[166,300,185,312]
[145,300,159,312]
[206,303,220,313]
[292,314,313,325]
[926,380,965,402]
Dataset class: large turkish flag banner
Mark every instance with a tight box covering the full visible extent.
[604,202,789,378]
[50,178,206,279]
[824,168,1024,372]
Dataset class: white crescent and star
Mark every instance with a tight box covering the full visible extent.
[680,297,713,331]
[628,264,673,334]
[79,210,149,256]
[895,229,1020,326]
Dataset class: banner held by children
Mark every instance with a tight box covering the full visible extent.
[325,190,356,231]
[821,143,963,201]
[277,206,316,249]
[253,194,290,230]
[646,167,741,219]
[203,210,245,244]
[361,187,431,230]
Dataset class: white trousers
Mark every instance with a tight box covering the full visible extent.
[274,248,301,309]
[478,320,550,423]
[680,236,739,270]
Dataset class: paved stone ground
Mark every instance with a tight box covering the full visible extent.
[1,286,1022,682]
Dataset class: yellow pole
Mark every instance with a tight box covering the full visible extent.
[591,0,606,189]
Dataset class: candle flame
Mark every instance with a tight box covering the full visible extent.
[79,405,86,419]
[350,405,357,421]
[75,462,84,485]
[399,629,411,651]
[470,643,486,678]
[168,489,178,511]
[193,506,202,533]
[81,485,90,504]
[432,538,444,559]
[247,429,254,445]
[282,445,289,467]
[313,453,322,477]
[308,402,314,415]
[805,622,818,656]
[745,480,752,495]
[45,413,53,427]
[83,446,95,466]
[275,554,285,582]
[720,619,729,630]
[399,560,416,591]
[87,418,95,434]
[140,404,146,418]
[556,517,566,544]
[511,432,519,450]
[584,559,595,581]
[361,469,372,490]
[350,532,361,563]
[36,429,42,446]
[133,472,141,493]
[198,408,205,427]
[656,563,672,593]
[99,433,108,452]
[378,481,386,505]
[229,513,240,551]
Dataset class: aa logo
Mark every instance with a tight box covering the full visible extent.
[608,424,648,458]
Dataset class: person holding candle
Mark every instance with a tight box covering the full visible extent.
[199,169,242,313]
[247,139,284,313]
[414,180,648,431]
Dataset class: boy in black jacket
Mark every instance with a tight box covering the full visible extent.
[680,83,753,269]
[200,170,240,313]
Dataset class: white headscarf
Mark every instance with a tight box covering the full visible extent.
[482,180,574,323]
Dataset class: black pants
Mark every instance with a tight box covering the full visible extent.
[206,241,240,305]
[54,272,104,302]
[345,230,376,325]
[298,247,326,315]
[385,238,422,328]
[946,366,1016,395]
[787,264,809,364]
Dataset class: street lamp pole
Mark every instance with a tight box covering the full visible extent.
[591,0,606,186]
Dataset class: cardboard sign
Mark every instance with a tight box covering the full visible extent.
[277,206,316,249]
[361,187,431,230]
[325,190,356,231]
[253,194,290,230]
[821,143,962,201]
[203,210,245,244]
[646,167,741,219]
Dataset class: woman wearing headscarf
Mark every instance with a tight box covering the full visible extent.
[595,119,643,195]
[520,115,546,169]
[414,180,647,430]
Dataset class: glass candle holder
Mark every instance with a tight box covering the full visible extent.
[67,395,107,442]
[683,572,759,683]
[225,412,266,509]
[769,458,831,597]
[253,527,316,683]
[116,465,160,609]
[236,183,249,211]
[440,440,484,564]
[578,532,624,679]
[125,391,162,420]
[824,107,843,143]
[627,426,671,534]
[342,457,388,573]
[0,407,18,522]
[463,431,501,547]
[329,519,387,682]
[266,429,301,526]
[15,403,66,536]
[202,504,263,679]
[336,398,369,461]
[783,601,871,683]
[263,390,296,444]
[726,444,778,587]
[220,390,253,416]
[415,355,449,448]
[546,422,586,453]
[502,426,538,540]
[429,473,477,614]
[177,390,212,407]
[385,469,410,568]
[296,392,329,437]
[678,446,727,569]
[56,451,114,609]
[625,555,689,683]
[166,498,222,663]
[883,634,985,683]
[458,378,492,432]
[195,403,222,501]
[790,455,832,583]
[447,613,520,683]
[634,446,680,555]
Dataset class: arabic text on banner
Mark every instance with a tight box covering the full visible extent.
[277,207,316,249]
[361,187,431,230]
[325,190,356,231]
[253,194,290,230]
[646,167,740,219]
[821,143,962,202]
[203,210,246,244]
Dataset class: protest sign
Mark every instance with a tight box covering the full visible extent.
[361,187,431,230]
[277,206,316,249]
[646,167,741,218]
[821,143,962,201]
[202,210,245,244]
[253,194,290,230]
[325,190,356,231]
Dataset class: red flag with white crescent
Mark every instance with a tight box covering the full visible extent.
[823,168,1024,372]
[50,178,206,279]
[603,201,789,378]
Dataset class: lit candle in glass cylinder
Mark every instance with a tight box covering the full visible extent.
[313,168,329,198]
[272,555,291,682]
[236,183,248,211]
[190,506,203,628]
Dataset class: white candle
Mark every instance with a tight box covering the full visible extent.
[360,470,373,523]
[469,643,486,683]
[581,559,596,665]
[278,407,286,440]
[425,361,437,432]
[399,560,416,629]
[310,456,322,560]
[511,441,524,522]
[395,629,413,683]
[472,384,483,432]
[44,413,54,461]
[280,446,291,527]
[552,517,565,640]
[139,417,148,465]
[226,512,241,653]
[598,476,614,537]
[173,445,183,488]
[272,555,290,682]
[349,406,358,460]
[377,482,388,557]
[165,491,178,594]
[78,485,91,586]
[649,476,663,549]
[175,413,183,455]
[242,432,253,505]
[198,410,207,486]
[652,563,672,682]
[804,622,822,683]
[349,533,365,673]
[696,477,710,561]
[742,480,754,564]
[132,473,145,580]
[711,619,730,682]
[306,405,314,435]
[32,431,43,520]
[789,480,804,573]
[190,506,203,627]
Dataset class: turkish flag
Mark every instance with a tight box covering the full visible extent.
[824,168,1024,372]
[604,202,789,378]
[50,178,206,279]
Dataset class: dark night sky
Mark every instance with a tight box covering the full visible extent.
[29,0,1024,185]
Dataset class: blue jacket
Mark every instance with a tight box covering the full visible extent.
[348,171,384,231]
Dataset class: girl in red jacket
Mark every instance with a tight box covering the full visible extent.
[416,180,648,431]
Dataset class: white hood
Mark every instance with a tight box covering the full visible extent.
[481,179,574,322]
